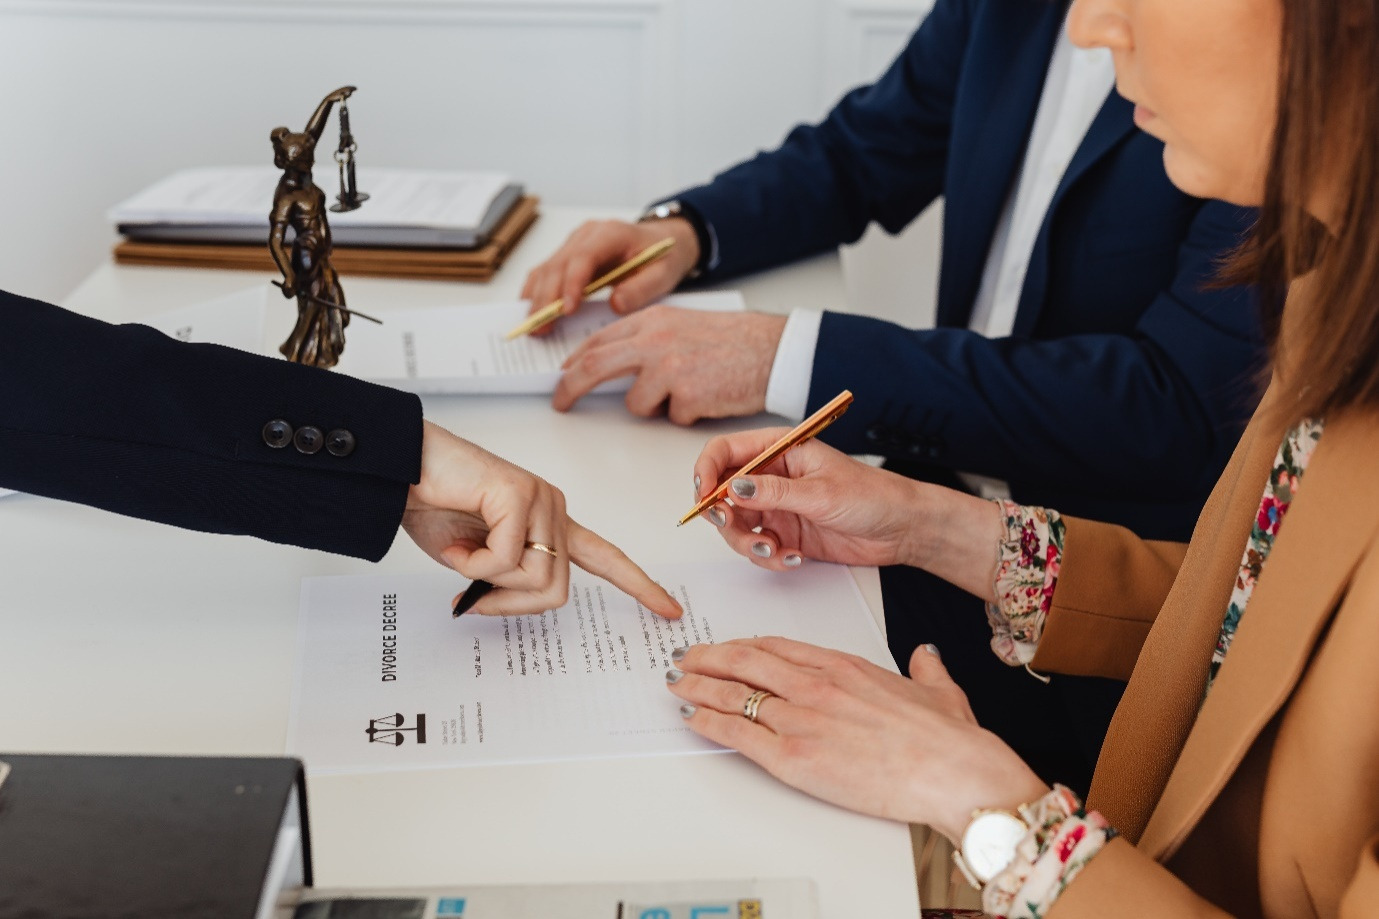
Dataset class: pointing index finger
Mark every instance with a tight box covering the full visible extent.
[567,519,683,619]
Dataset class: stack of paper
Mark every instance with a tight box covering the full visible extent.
[110,167,523,249]
[109,168,539,281]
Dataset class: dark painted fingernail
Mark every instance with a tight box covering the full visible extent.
[671,646,688,662]
[679,703,697,719]
[708,506,727,527]
[665,669,684,684]
[922,643,940,659]
[730,477,756,499]
[784,554,803,568]
[751,542,772,558]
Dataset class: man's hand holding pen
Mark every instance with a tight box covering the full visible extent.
[521,217,700,327]
[520,218,799,423]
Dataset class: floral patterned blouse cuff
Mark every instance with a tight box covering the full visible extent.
[981,785,1116,919]
[985,500,1066,666]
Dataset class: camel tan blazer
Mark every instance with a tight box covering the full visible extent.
[1027,378,1379,918]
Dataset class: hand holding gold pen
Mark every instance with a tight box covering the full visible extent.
[506,238,677,339]
[678,390,854,526]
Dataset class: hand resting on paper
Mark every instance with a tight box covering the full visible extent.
[690,428,1004,601]
[403,421,682,619]
[552,306,787,424]
[666,637,1049,841]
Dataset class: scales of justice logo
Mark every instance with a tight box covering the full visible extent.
[365,713,428,746]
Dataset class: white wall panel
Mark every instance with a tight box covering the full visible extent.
[0,0,941,311]
[824,0,932,96]
[672,0,828,193]
[823,0,941,329]
[0,0,675,301]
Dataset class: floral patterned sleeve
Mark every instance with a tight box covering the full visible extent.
[981,786,1116,919]
[918,787,1116,919]
[985,499,1066,667]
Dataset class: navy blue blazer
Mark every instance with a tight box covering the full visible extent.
[0,290,423,560]
[677,0,1265,541]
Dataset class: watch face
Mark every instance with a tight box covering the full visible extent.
[961,811,1029,881]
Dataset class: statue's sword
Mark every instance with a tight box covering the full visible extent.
[271,281,384,325]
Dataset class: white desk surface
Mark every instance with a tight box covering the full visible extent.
[0,206,918,917]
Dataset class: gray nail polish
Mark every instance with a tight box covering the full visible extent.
[730,477,756,499]
[751,542,773,558]
[783,554,803,568]
[694,474,702,493]
[708,506,727,527]
[922,643,941,659]
[671,646,688,662]
[679,703,697,719]
[665,669,684,684]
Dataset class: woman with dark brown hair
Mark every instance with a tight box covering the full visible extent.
[663,0,1379,914]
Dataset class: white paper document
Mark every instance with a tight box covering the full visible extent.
[332,292,744,394]
[135,288,270,352]
[286,563,890,774]
[109,167,512,231]
[132,286,743,396]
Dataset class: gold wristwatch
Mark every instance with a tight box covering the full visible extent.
[952,804,1034,890]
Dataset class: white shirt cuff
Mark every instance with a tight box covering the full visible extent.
[764,309,823,422]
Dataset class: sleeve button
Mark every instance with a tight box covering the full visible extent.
[326,429,357,457]
[262,419,294,449]
[294,425,324,455]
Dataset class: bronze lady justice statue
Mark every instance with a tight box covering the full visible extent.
[269,86,358,368]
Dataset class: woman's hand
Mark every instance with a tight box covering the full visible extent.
[691,429,1004,600]
[402,421,682,619]
[691,430,932,569]
[667,637,1049,841]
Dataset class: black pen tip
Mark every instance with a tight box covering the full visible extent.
[451,579,495,618]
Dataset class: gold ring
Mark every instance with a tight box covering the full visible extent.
[526,541,559,559]
[743,689,774,723]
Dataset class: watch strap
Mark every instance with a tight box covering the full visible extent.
[639,199,712,279]
[981,803,1115,919]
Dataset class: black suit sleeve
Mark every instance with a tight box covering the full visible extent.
[807,201,1264,500]
[0,290,423,561]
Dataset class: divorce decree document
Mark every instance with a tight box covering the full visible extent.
[286,562,890,774]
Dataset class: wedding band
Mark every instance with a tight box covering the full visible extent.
[743,689,774,723]
[526,541,559,558]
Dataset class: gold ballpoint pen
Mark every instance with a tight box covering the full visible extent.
[677,390,854,526]
[505,237,677,340]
